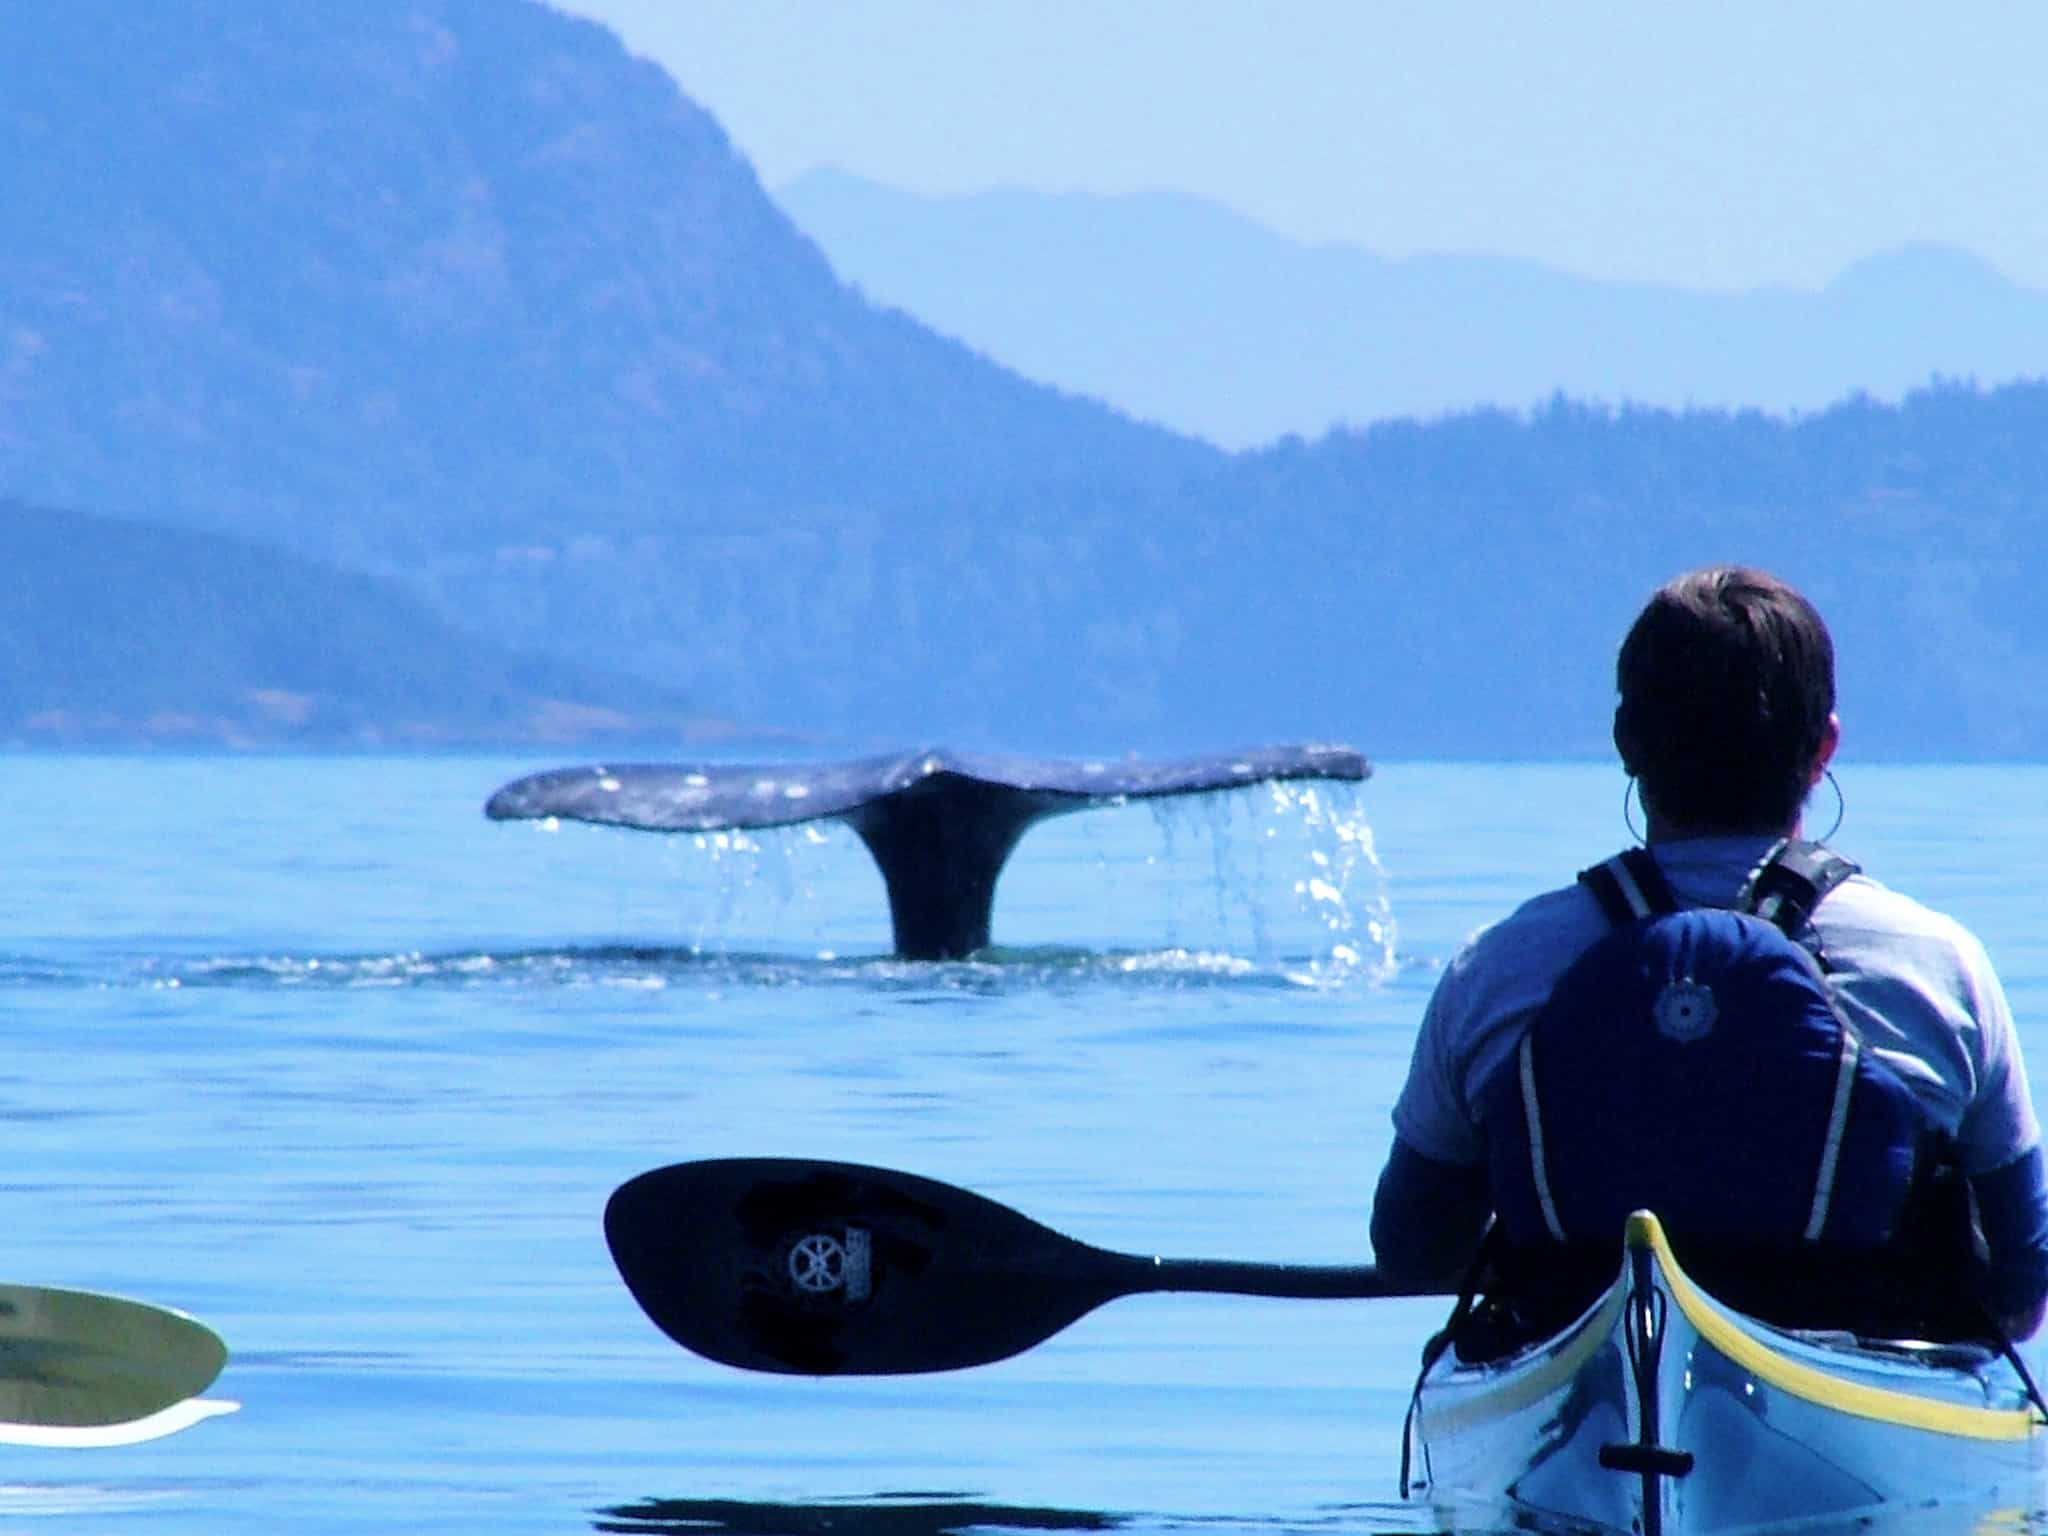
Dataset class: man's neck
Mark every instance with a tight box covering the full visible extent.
[1645,814,1800,845]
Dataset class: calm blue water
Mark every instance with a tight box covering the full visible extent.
[2,756,2043,1534]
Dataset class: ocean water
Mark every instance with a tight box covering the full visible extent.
[1,754,2043,1534]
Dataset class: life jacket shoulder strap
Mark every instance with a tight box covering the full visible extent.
[1578,840,1859,939]
[1740,837,1861,940]
[1577,846,1679,926]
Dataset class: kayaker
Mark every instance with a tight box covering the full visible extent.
[1370,565,2048,1340]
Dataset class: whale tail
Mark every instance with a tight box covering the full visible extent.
[485,745,1370,960]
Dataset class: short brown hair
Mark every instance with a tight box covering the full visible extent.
[1613,567,1836,832]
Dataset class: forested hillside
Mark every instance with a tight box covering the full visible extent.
[0,502,708,746]
[1125,383,2048,759]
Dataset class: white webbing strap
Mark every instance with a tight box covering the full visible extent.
[1804,1028,1860,1240]
[1605,855,1656,919]
[1518,1033,1569,1241]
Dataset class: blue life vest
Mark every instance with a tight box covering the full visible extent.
[1481,841,1928,1251]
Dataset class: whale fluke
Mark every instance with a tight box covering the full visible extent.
[485,745,1370,960]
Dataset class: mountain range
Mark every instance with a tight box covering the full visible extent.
[778,169,2048,451]
[4,0,2046,760]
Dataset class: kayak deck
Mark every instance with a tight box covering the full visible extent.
[1406,1212,2045,1536]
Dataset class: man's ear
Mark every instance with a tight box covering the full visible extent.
[1612,708,1641,777]
[1809,712,1841,784]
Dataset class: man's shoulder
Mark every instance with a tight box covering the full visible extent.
[1814,870,1999,985]
[1401,875,1615,1166]
[1448,879,1609,981]
[1821,870,1983,946]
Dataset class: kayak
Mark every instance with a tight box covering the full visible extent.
[1405,1211,2047,1536]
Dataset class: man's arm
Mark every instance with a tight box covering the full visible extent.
[1971,1146,2048,1340]
[1370,1136,1492,1292]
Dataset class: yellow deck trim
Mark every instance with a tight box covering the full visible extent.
[1627,1211,2040,1442]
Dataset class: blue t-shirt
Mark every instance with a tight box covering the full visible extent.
[1392,835,2040,1179]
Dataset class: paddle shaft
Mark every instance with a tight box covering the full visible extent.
[1133,1255,1426,1300]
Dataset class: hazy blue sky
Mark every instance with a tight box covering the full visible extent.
[555,0,2046,293]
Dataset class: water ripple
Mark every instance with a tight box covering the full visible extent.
[5,943,1399,997]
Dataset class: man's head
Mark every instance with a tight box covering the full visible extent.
[1613,566,1838,836]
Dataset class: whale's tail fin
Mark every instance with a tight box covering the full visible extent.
[486,745,1370,959]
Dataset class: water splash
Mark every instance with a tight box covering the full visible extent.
[1142,780,1394,987]
[1273,779,1397,985]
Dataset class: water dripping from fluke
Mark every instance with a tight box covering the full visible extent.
[1142,773,1394,983]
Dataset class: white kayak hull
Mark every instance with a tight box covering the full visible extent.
[1407,1212,2046,1535]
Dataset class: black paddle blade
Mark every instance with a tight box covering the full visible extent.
[604,1159,1138,1375]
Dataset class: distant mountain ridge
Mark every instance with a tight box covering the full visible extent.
[777,168,2048,449]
